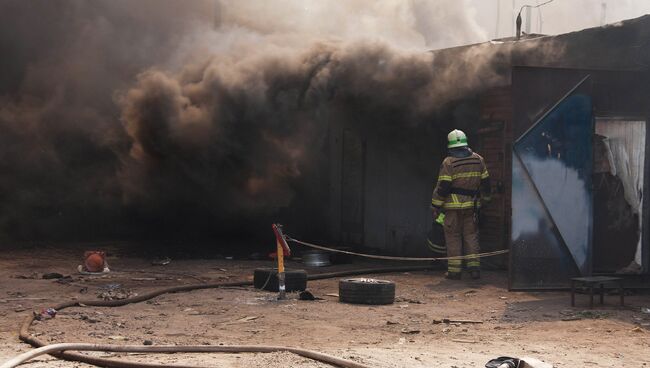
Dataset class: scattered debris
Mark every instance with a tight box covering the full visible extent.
[143,340,153,345]
[80,314,99,323]
[299,291,323,301]
[108,335,128,341]
[325,293,339,298]
[78,265,110,275]
[113,321,126,328]
[395,297,423,304]
[630,326,645,333]
[7,291,27,298]
[641,307,650,314]
[485,356,520,368]
[54,276,74,284]
[97,284,136,301]
[131,277,157,281]
[299,291,314,300]
[451,339,477,343]
[520,357,554,368]
[236,316,260,323]
[42,272,64,279]
[12,273,39,279]
[386,320,399,325]
[433,318,483,324]
[34,308,57,321]
[400,328,420,334]
[560,310,610,321]
[14,306,26,313]
[152,257,171,266]
[222,316,262,325]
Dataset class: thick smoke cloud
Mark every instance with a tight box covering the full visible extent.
[118,42,489,211]
[0,0,511,244]
[0,0,211,240]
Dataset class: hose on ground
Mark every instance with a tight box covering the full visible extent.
[0,343,370,368]
[14,265,434,368]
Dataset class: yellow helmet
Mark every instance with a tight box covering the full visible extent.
[447,129,468,148]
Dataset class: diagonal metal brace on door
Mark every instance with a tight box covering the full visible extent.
[513,74,593,276]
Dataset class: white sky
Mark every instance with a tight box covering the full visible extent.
[211,1,650,51]
[469,0,650,40]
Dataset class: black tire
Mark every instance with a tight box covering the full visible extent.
[339,278,395,305]
[253,268,307,292]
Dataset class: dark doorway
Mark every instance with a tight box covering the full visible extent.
[340,130,366,246]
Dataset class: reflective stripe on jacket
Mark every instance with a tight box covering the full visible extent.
[431,152,491,210]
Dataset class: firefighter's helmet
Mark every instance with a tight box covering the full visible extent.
[447,129,468,148]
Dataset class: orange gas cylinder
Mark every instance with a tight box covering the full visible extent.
[83,251,106,272]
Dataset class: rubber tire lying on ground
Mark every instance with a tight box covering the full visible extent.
[339,278,395,305]
[253,268,308,292]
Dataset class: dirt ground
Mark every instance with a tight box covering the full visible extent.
[1,245,649,368]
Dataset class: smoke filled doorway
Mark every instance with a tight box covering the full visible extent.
[593,118,646,273]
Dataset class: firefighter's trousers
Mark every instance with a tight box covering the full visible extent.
[442,209,480,276]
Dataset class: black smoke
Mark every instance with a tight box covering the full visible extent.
[0,1,511,247]
[0,0,213,241]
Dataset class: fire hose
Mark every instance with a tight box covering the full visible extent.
[8,228,509,368]
[9,267,439,368]
[0,343,370,368]
[285,235,509,261]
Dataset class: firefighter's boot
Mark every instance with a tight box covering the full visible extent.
[445,272,461,280]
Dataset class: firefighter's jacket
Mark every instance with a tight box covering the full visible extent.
[431,150,491,210]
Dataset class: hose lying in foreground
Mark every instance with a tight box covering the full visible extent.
[0,343,371,368]
[13,265,433,368]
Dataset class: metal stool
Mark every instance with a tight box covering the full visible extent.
[570,276,624,308]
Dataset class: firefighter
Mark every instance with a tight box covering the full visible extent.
[431,129,491,280]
